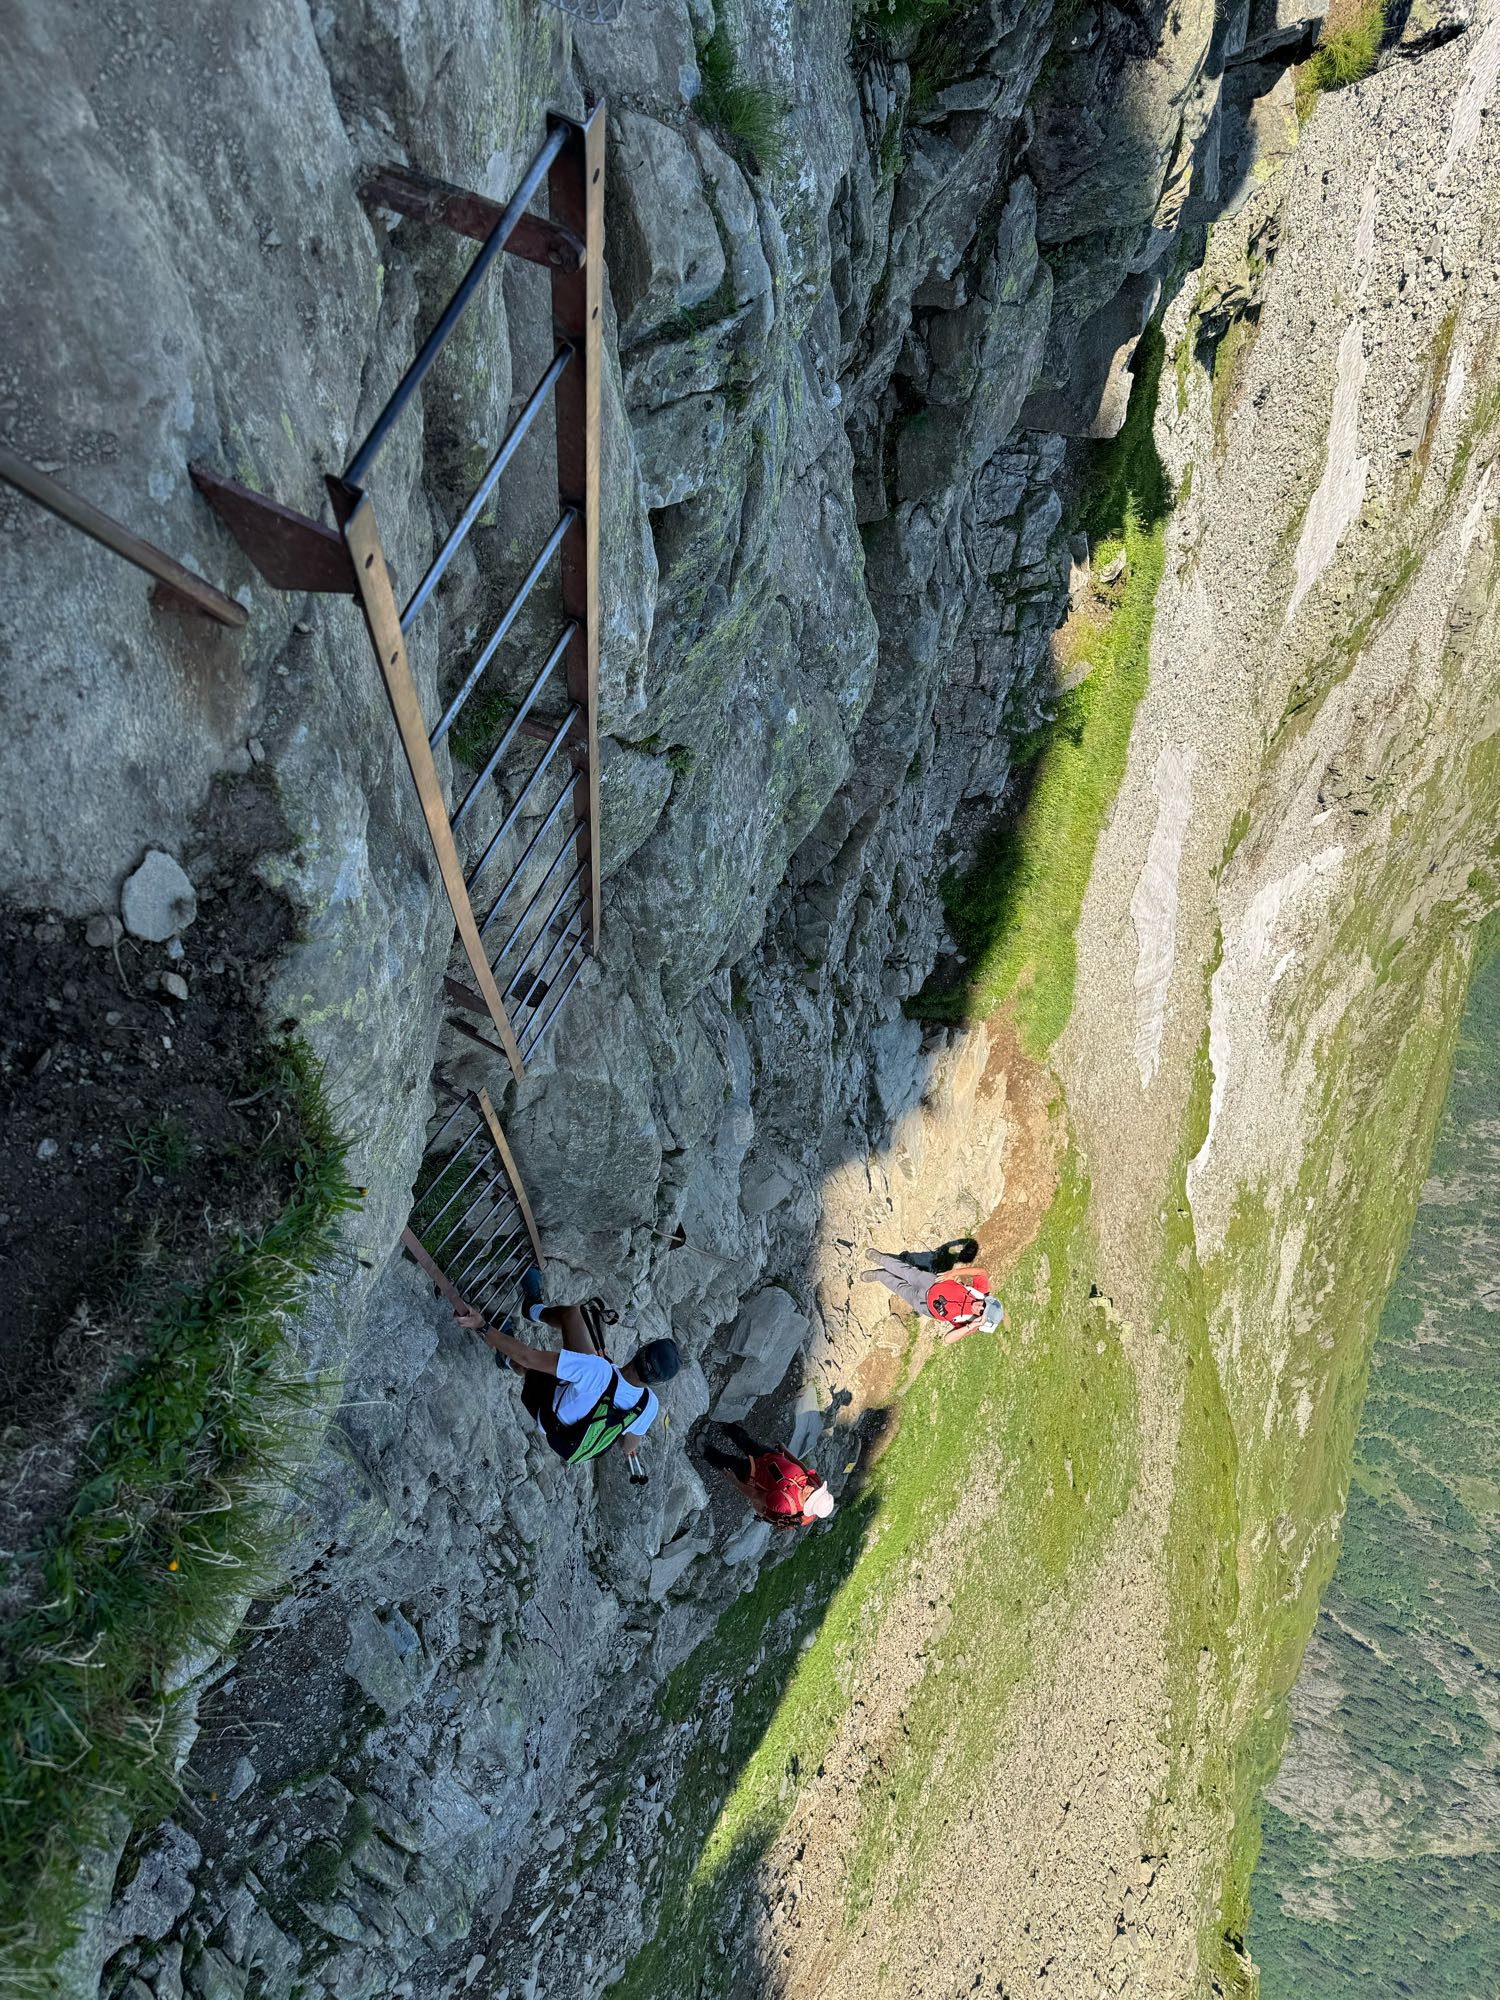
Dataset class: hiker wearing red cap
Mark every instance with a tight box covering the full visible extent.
[860,1250,1007,1345]
[701,1422,836,1528]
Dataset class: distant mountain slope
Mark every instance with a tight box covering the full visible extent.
[1253,923,1500,1998]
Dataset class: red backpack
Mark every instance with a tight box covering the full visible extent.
[749,1450,820,1529]
[926,1271,990,1328]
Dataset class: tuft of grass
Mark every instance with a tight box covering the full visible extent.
[1211,313,1261,452]
[614,1155,1137,1997]
[695,21,785,167]
[909,323,1172,1054]
[0,1044,361,1984]
[116,1117,196,1195]
[1295,1,1387,119]
[447,687,517,773]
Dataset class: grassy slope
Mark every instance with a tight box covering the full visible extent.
[910,324,1171,1056]
[615,1160,1138,1999]
[1154,718,1500,1991]
[0,1047,360,1986]
[1253,919,1500,2000]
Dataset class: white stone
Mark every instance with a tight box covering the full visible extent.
[121,850,197,942]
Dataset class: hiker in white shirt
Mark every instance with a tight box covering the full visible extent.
[457,1285,679,1467]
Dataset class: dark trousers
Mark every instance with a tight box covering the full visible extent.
[702,1421,759,1482]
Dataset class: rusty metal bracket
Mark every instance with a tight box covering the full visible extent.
[1,446,248,628]
[189,464,357,594]
[359,162,586,272]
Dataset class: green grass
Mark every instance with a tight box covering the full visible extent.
[1445,377,1500,498]
[117,1116,195,1179]
[858,0,964,29]
[1295,2,1387,119]
[1211,313,1261,451]
[447,687,516,773]
[909,323,1172,1054]
[695,21,785,167]
[0,1044,360,1985]
[614,1158,1138,1997]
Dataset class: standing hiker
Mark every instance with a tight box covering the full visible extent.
[457,1271,679,1469]
[701,1422,836,1528]
[860,1249,1007,1344]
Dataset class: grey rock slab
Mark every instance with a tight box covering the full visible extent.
[225,1755,257,1802]
[712,1286,810,1424]
[648,1534,711,1600]
[344,1604,429,1719]
[630,390,732,509]
[609,111,725,347]
[722,1517,773,1567]
[121,850,198,942]
[869,1014,931,1125]
[104,1825,202,1954]
[186,1947,249,2000]
[574,0,699,108]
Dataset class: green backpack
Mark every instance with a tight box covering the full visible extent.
[538,1365,641,1465]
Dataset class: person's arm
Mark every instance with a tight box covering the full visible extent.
[455,1307,557,1374]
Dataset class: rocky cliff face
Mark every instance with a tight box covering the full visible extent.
[4,1,1499,1997]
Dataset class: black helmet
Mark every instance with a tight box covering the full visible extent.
[631,1337,681,1384]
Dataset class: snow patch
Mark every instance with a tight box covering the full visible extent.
[1440,345,1469,433]
[1187,848,1345,1233]
[1459,462,1494,557]
[1288,321,1369,622]
[1130,745,1197,1088]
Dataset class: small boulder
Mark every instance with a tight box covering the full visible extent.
[85,913,123,949]
[159,971,189,1002]
[121,851,198,943]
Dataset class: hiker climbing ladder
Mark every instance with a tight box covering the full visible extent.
[192,106,606,1078]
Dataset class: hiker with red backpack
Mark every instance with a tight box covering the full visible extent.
[457,1268,679,1473]
[860,1249,1007,1344]
[701,1422,836,1529]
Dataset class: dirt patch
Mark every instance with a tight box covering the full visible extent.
[0,777,310,1582]
[972,1007,1062,1282]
